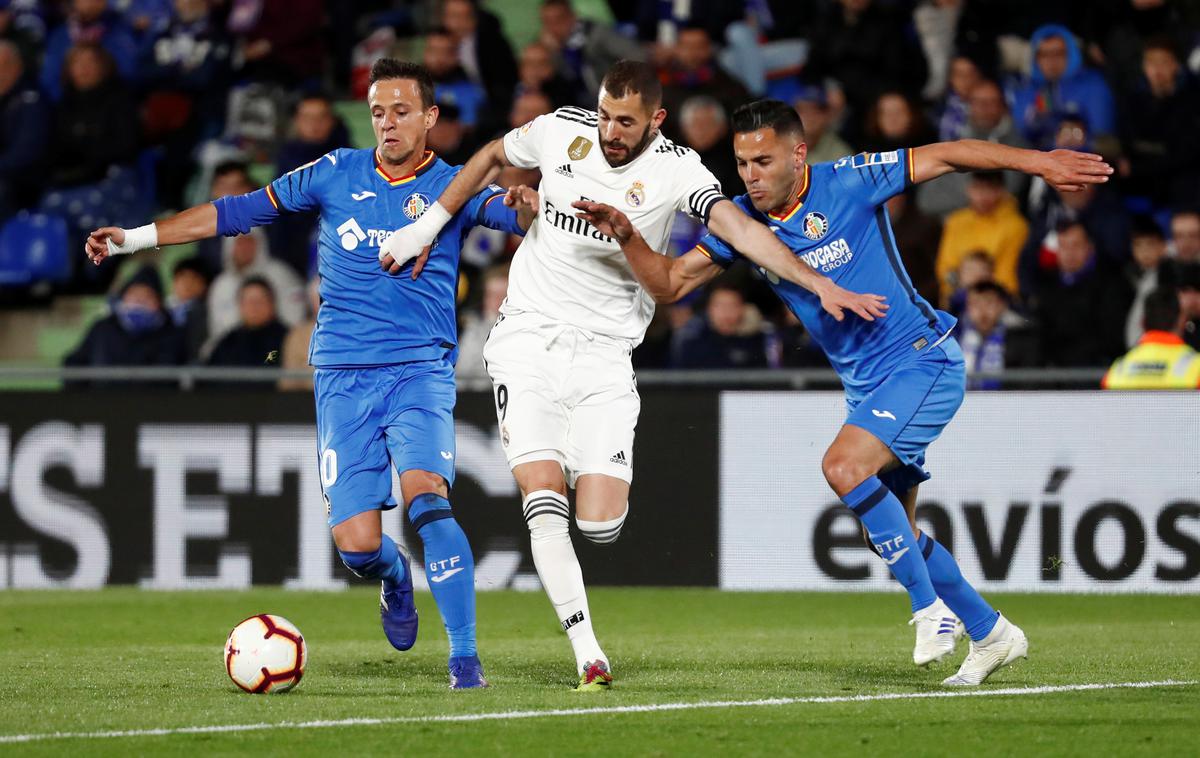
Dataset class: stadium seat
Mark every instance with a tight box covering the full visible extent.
[0,212,71,286]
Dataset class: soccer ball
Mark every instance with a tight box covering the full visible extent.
[224,614,307,694]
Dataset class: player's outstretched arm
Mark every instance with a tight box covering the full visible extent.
[84,203,218,266]
[379,138,510,272]
[573,200,721,303]
[705,200,889,323]
[910,140,1113,192]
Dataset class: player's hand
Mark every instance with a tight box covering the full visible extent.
[815,280,889,323]
[571,200,634,244]
[379,226,426,275]
[504,184,539,213]
[84,227,124,266]
[1038,149,1113,193]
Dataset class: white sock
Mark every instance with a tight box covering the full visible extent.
[523,489,606,673]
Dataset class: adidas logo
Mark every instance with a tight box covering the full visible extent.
[609,450,628,466]
[555,164,574,178]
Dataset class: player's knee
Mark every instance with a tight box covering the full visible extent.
[400,469,448,505]
[577,503,628,545]
[523,489,570,541]
[821,448,870,495]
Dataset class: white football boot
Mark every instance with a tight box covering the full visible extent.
[943,614,1029,686]
[910,598,961,666]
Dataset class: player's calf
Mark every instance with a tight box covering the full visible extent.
[337,534,417,651]
[408,492,479,663]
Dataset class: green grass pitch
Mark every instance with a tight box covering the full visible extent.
[1,589,1197,755]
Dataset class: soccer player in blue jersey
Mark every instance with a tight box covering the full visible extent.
[83,59,537,689]
[574,99,1113,686]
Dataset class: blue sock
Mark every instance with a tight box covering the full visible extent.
[918,532,999,641]
[338,533,406,587]
[409,493,477,658]
[843,476,937,612]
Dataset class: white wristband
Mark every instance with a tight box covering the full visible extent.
[417,202,452,240]
[107,223,158,256]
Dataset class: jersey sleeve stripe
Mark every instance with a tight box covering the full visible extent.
[554,113,599,127]
[906,148,916,186]
[265,184,280,210]
[694,242,731,268]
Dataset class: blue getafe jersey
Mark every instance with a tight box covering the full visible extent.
[266,148,522,367]
[697,150,956,400]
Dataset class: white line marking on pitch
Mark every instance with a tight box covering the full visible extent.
[0,680,1193,744]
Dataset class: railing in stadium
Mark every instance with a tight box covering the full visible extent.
[0,366,1108,390]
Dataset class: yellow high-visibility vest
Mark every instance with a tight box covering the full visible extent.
[1103,331,1200,390]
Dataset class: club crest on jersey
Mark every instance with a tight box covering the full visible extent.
[802,211,829,241]
[403,192,430,221]
[568,136,593,160]
[625,181,645,208]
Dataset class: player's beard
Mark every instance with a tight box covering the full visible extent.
[600,123,655,168]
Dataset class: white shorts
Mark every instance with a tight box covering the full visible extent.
[482,311,640,486]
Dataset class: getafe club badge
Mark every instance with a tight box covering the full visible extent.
[625,181,645,208]
[568,136,593,160]
[802,211,829,241]
[403,193,430,221]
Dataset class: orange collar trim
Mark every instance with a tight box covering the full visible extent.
[768,164,811,222]
[375,150,436,185]
[1139,330,1185,346]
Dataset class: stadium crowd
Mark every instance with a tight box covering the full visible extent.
[1,0,1199,380]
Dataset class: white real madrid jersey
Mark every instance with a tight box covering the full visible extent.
[501,106,725,342]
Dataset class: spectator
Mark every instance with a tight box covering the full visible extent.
[660,25,749,136]
[804,0,925,146]
[0,0,45,68]
[1103,286,1200,389]
[1117,37,1200,210]
[499,91,550,190]
[959,280,1038,388]
[1170,210,1200,264]
[442,0,518,116]
[1009,24,1116,149]
[914,2,967,103]
[64,264,186,383]
[860,91,934,154]
[207,277,288,373]
[279,275,320,391]
[516,40,576,108]
[48,43,139,188]
[792,83,853,165]
[272,94,348,277]
[207,228,305,346]
[886,190,941,305]
[227,0,325,87]
[40,0,138,101]
[1034,221,1132,367]
[0,39,49,216]
[936,172,1027,305]
[934,55,982,141]
[1124,216,1172,348]
[679,96,737,195]
[197,161,254,270]
[1178,264,1200,351]
[423,26,488,131]
[671,283,768,369]
[945,250,995,318]
[918,79,1029,217]
[457,264,508,381]
[537,0,642,98]
[426,101,473,167]
[168,255,212,362]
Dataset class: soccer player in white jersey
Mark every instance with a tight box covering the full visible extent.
[380,61,887,690]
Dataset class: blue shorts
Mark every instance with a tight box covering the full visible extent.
[314,360,457,527]
[845,338,966,497]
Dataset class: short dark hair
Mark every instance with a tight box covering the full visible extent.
[731,99,806,139]
[1131,215,1165,240]
[542,0,573,10]
[173,256,212,284]
[600,60,662,108]
[1142,35,1180,59]
[239,275,276,302]
[369,58,435,109]
[1144,286,1181,331]
[968,280,1011,301]
[1056,219,1090,238]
